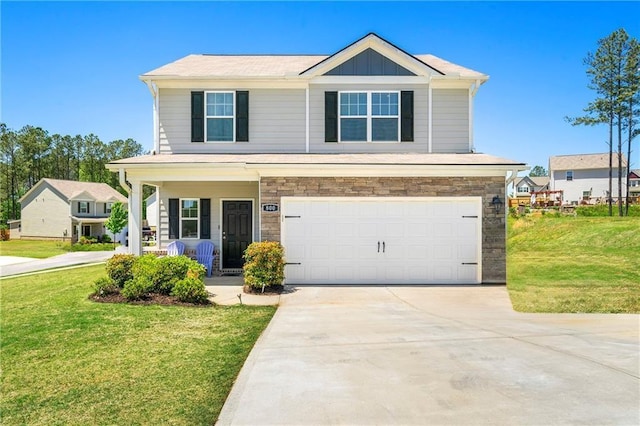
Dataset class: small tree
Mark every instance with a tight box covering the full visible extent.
[104,201,127,248]
[529,165,548,177]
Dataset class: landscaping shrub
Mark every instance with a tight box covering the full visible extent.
[92,277,119,296]
[576,204,640,217]
[69,242,115,252]
[122,276,154,300]
[106,254,137,288]
[171,277,209,304]
[100,234,112,243]
[243,241,285,290]
[153,256,204,295]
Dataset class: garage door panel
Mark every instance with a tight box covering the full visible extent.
[282,197,481,285]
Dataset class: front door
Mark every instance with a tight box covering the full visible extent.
[222,200,253,269]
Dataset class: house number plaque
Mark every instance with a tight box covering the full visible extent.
[262,203,279,212]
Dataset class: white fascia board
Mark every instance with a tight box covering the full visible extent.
[430,79,479,89]
[149,78,309,90]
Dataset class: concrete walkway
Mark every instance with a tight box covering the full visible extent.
[0,251,116,277]
[217,286,639,425]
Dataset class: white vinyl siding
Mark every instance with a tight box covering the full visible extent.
[431,89,469,153]
[19,185,73,239]
[158,88,306,153]
[551,168,627,204]
[310,84,428,153]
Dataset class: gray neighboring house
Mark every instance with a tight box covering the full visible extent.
[549,153,627,204]
[19,178,128,242]
[107,33,527,285]
[515,176,549,197]
[629,169,640,198]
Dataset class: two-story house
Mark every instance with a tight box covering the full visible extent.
[549,153,627,204]
[18,178,128,242]
[108,33,526,285]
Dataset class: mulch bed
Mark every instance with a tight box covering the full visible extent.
[243,284,285,295]
[89,293,212,307]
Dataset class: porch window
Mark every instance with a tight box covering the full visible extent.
[206,92,234,142]
[180,199,199,239]
[339,91,400,142]
[78,201,89,214]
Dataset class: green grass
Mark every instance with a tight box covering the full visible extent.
[0,239,116,258]
[1,265,276,425]
[507,215,640,313]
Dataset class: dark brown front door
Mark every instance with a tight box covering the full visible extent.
[222,200,252,269]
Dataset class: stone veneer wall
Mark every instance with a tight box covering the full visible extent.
[260,176,506,284]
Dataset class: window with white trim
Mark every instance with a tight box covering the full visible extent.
[517,186,530,193]
[339,91,399,142]
[78,201,89,214]
[105,202,113,214]
[205,92,234,142]
[180,199,199,239]
[566,171,573,181]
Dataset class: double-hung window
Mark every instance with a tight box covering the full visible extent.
[206,92,234,142]
[78,201,89,214]
[105,202,113,214]
[180,199,199,239]
[339,91,399,142]
[566,171,573,181]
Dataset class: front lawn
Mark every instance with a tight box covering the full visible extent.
[0,265,276,425]
[0,239,71,258]
[507,215,640,313]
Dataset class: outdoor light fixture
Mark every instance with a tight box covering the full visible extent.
[490,195,504,214]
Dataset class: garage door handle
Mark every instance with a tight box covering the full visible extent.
[377,241,380,252]
[461,262,478,265]
[383,241,385,253]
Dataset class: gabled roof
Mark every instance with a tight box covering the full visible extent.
[19,178,127,204]
[140,33,487,81]
[549,153,627,171]
[629,169,640,178]
[529,176,550,187]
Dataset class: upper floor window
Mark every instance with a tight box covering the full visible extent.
[105,202,113,214]
[566,171,573,181]
[206,92,234,142]
[339,91,399,142]
[78,201,89,214]
[180,199,199,239]
[517,186,530,193]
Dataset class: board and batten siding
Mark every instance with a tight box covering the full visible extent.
[158,88,307,153]
[309,84,429,153]
[20,185,72,239]
[431,89,470,153]
[157,181,259,251]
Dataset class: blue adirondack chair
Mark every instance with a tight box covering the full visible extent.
[166,240,185,256]
[196,241,215,277]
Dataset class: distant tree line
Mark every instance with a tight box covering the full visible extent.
[567,28,639,216]
[0,123,145,223]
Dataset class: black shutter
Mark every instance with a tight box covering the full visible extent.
[103,203,107,214]
[325,91,338,142]
[77,202,80,213]
[191,91,204,142]
[236,91,249,142]
[87,203,90,214]
[200,198,211,239]
[169,198,179,239]
[401,91,414,142]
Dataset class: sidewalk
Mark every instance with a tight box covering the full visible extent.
[0,251,117,278]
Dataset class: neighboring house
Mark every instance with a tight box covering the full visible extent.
[515,176,549,197]
[549,153,627,204]
[107,33,526,285]
[145,191,158,229]
[19,178,128,242]
[629,170,640,198]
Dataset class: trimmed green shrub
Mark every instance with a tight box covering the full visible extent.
[100,234,112,243]
[122,276,154,300]
[243,241,285,290]
[171,277,209,304]
[92,277,119,296]
[106,254,136,288]
[153,256,199,295]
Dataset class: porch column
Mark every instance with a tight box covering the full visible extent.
[128,180,143,255]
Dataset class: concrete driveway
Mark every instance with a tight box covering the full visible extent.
[218,286,639,425]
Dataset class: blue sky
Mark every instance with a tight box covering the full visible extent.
[2,1,639,171]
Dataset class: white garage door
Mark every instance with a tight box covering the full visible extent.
[281,197,482,285]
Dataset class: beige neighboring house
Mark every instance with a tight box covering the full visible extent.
[549,153,627,204]
[19,178,128,241]
[107,33,527,285]
[515,176,549,197]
